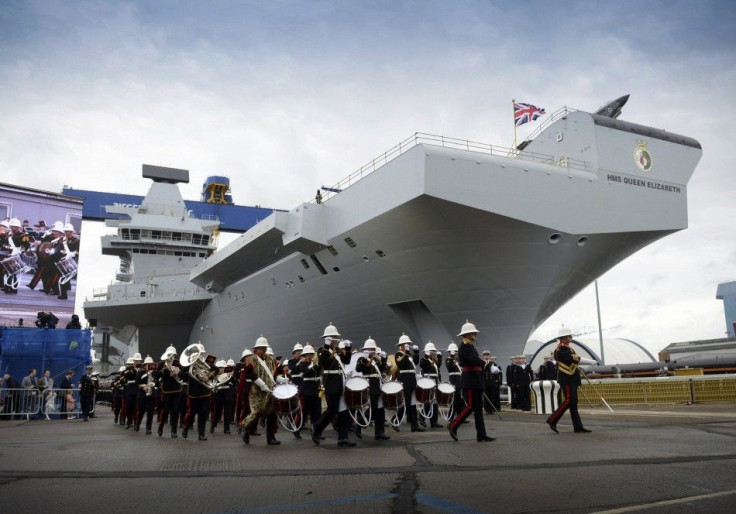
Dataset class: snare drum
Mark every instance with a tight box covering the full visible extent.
[415,377,437,403]
[55,257,78,284]
[1,254,23,275]
[344,377,369,409]
[380,381,405,411]
[436,383,456,407]
[272,383,299,415]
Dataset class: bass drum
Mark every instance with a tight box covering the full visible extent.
[272,383,302,432]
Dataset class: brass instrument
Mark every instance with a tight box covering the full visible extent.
[179,343,219,391]
[141,362,157,396]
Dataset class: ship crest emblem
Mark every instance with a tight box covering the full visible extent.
[633,140,653,172]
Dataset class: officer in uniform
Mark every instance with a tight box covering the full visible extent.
[156,345,183,438]
[135,356,157,433]
[538,355,557,381]
[79,365,98,421]
[294,344,321,440]
[394,334,423,432]
[546,327,593,434]
[444,343,464,422]
[448,321,495,442]
[311,323,355,447]
[241,335,279,445]
[419,342,443,428]
[355,337,390,441]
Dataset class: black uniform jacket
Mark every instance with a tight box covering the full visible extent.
[554,344,581,386]
[318,346,344,394]
[458,342,484,390]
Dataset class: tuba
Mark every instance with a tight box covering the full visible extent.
[179,343,218,390]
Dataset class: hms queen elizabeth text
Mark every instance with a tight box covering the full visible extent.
[606,173,682,194]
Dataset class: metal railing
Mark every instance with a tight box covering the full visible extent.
[315,130,589,203]
[0,388,96,419]
[530,375,736,408]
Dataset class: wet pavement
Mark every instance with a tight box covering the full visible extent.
[1,403,735,513]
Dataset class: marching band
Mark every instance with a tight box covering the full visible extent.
[107,320,500,446]
[0,218,79,298]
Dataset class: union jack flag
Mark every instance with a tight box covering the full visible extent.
[514,102,546,127]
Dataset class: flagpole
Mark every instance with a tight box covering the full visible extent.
[512,99,517,155]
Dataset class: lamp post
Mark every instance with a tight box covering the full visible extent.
[595,280,605,365]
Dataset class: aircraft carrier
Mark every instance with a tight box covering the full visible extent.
[84,98,702,362]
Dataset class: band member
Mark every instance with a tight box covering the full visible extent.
[211,359,236,434]
[419,342,443,429]
[56,223,79,300]
[3,218,33,294]
[235,348,253,432]
[538,355,557,381]
[546,327,593,434]
[241,335,279,445]
[448,321,495,442]
[120,358,138,428]
[444,343,463,421]
[27,220,64,295]
[394,334,423,432]
[156,345,183,438]
[181,345,214,441]
[111,366,126,425]
[135,356,157,433]
[356,338,390,441]
[295,344,321,440]
[311,323,355,447]
[79,365,98,421]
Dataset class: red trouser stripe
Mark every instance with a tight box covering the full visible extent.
[548,384,571,425]
[450,389,475,429]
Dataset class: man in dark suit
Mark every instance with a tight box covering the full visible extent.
[448,321,495,443]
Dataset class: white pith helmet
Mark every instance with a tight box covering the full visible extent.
[254,335,269,348]
[226,359,235,367]
[266,346,274,355]
[446,343,458,354]
[362,337,377,351]
[301,344,315,355]
[281,358,290,367]
[0,220,9,229]
[126,357,135,365]
[292,342,303,353]
[118,365,126,372]
[241,348,253,358]
[143,356,154,364]
[8,218,21,228]
[51,221,65,232]
[322,323,340,339]
[63,223,75,232]
[215,359,226,367]
[557,326,574,339]
[133,352,142,361]
[396,333,412,346]
[424,341,437,354]
[161,345,177,360]
[458,320,479,337]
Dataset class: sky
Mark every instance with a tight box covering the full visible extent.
[2,0,735,359]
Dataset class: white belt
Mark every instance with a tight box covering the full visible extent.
[448,372,461,376]
[399,370,415,374]
[303,377,321,382]
[246,379,252,383]
[322,370,343,375]
[126,380,136,384]
[292,373,303,378]
[362,374,380,378]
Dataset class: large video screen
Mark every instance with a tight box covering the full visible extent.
[0,183,84,329]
